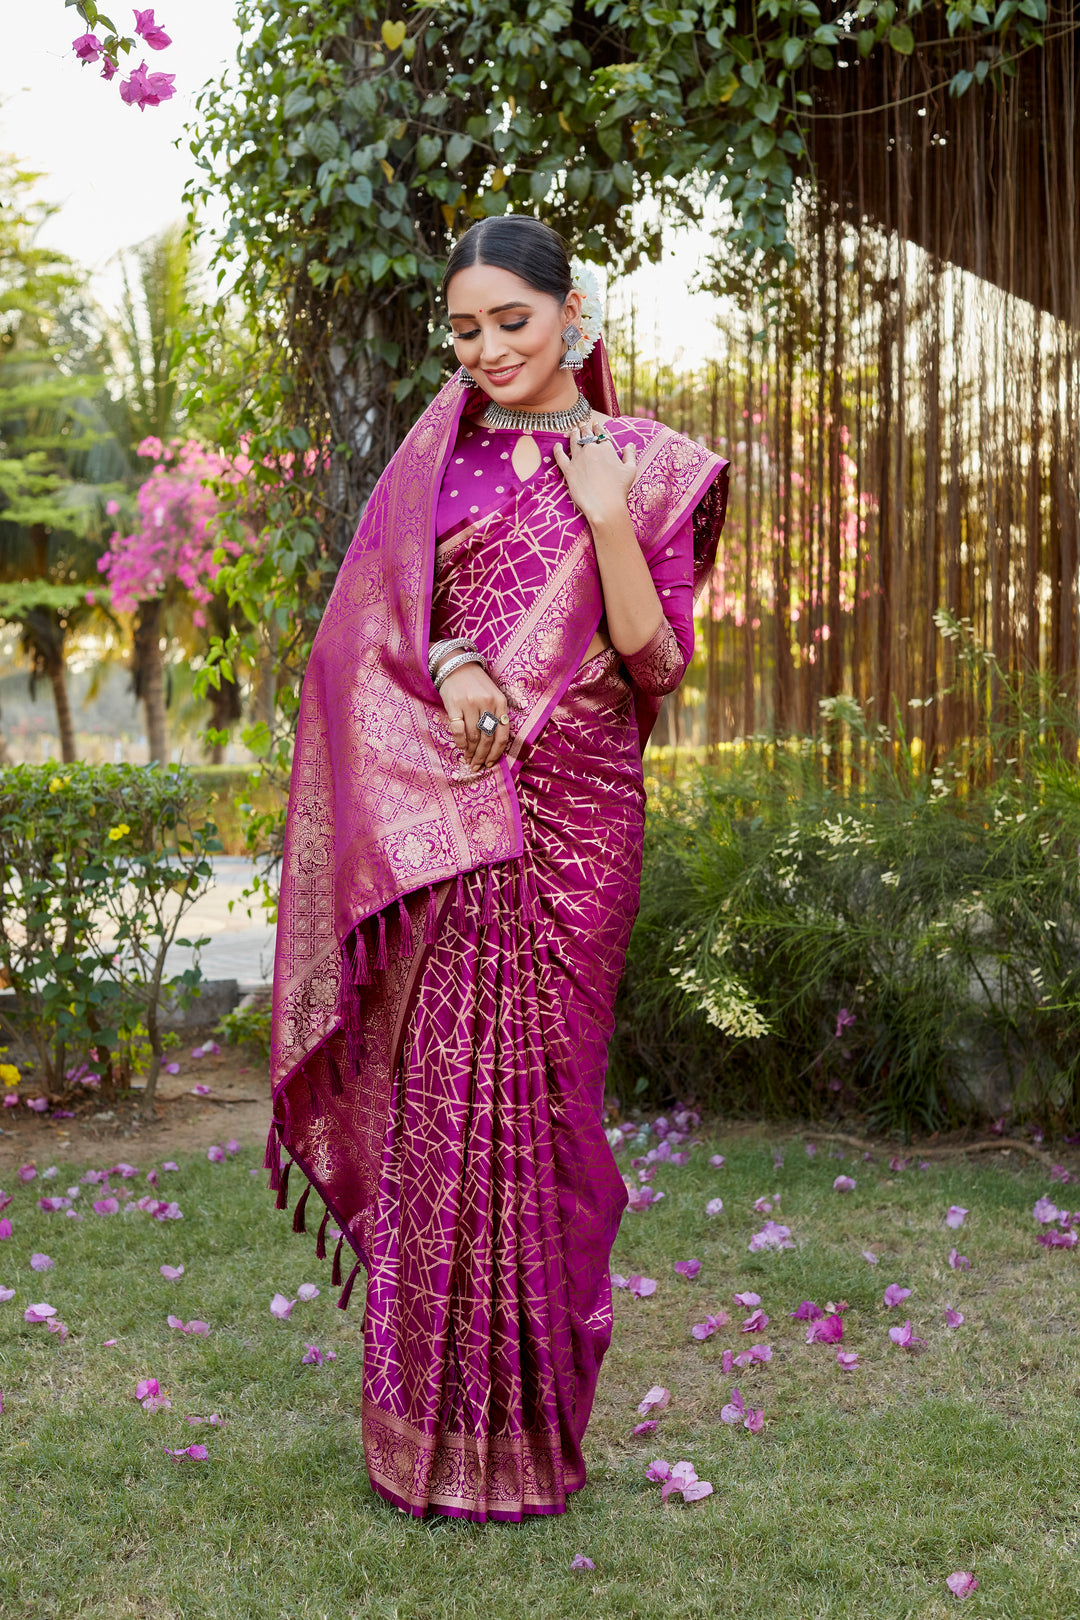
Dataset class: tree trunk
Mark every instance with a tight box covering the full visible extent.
[134,599,168,764]
[47,659,77,764]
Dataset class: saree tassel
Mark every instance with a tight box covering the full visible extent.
[374,910,389,970]
[292,1182,311,1234]
[315,1208,330,1260]
[351,926,371,986]
[337,1259,363,1311]
[280,1094,293,1146]
[331,1234,345,1287]
[454,871,466,931]
[424,883,438,945]
[326,1042,344,1098]
[275,1159,291,1211]
[263,1120,278,1171]
[396,895,414,959]
[481,864,496,928]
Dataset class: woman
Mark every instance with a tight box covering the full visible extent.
[268,217,728,1522]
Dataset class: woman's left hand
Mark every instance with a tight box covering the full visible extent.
[553,419,638,526]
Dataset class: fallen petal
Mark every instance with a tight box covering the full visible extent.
[833,1175,857,1192]
[721,1348,735,1374]
[159,1265,185,1281]
[705,1197,724,1216]
[29,1253,54,1272]
[945,1572,979,1600]
[806,1314,844,1344]
[945,1307,964,1328]
[270,1293,296,1320]
[720,1386,745,1424]
[297,1282,320,1302]
[945,1205,969,1229]
[644,1458,671,1481]
[741,1308,769,1332]
[631,1419,658,1436]
[636,1384,671,1417]
[681,1479,714,1502]
[569,1554,595,1570]
[134,1377,159,1400]
[883,1283,912,1308]
[46,1319,68,1341]
[709,1155,726,1168]
[743,1408,764,1433]
[836,1350,859,1370]
[733,1291,761,1308]
[862,1249,879,1264]
[789,1300,824,1321]
[674,1259,701,1281]
[948,1248,971,1271]
[23,1302,56,1322]
[0,1287,14,1303]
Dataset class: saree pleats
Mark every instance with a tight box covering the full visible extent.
[361,648,641,1521]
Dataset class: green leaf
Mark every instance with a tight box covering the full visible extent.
[415,134,442,169]
[857,27,877,53]
[949,66,974,95]
[888,23,915,52]
[781,35,805,67]
[751,125,777,159]
[344,178,373,208]
[282,88,315,121]
[446,133,474,168]
[304,121,340,163]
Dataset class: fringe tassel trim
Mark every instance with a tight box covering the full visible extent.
[424,883,438,945]
[316,1208,330,1260]
[374,911,389,970]
[292,1183,311,1234]
[396,895,414,959]
[275,1160,291,1210]
[351,927,371,986]
[331,1234,345,1287]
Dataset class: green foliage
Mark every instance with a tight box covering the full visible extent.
[216,993,272,1061]
[614,648,1080,1134]
[0,764,221,1102]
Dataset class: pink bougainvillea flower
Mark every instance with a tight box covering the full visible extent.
[836,1350,859,1370]
[225,1139,240,1156]
[660,1459,703,1503]
[945,1206,969,1229]
[733,1291,761,1308]
[93,1198,120,1216]
[41,1167,58,1180]
[805,1142,817,1157]
[948,1248,971,1271]
[111,1164,138,1179]
[833,1174,857,1193]
[159,1264,184,1280]
[883,1284,911,1308]
[0,1219,11,1241]
[705,1197,724,1216]
[945,1572,979,1600]
[753,1197,774,1214]
[46,1319,68,1341]
[720,1387,746,1424]
[772,1149,784,1170]
[24,1303,56,1322]
[17,1166,36,1183]
[167,1315,210,1336]
[72,31,104,62]
[301,1344,337,1365]
[207,1145,225,1163]
[945,1307,964,1328]
[133,8,173,49]
[1033,1196,1061,1224]
[119,61,177,109]
[674,1259,701,1281]
[636,1385,671,1417]
[0,1287,14,1303]
[270,1292,296,1321]
[790,1300,824,1321]
[888,1319,925,1349]
[103,1338,118,1346]
[721,1348,735,1374]
[162,1161,179,1172]
[733,1343,772,1367]
[164,1063,180,1075]
[143,1393,172,1411]
[644,1458,671,1482]
[627,1275,657,1297]
[741,1308,769,1332]
[164,1443,209,1460]
[1049,1163,1074,1185]
[835,1007,856,1038]
[743,1407,764,1434]
[135,1377,160,1402]
[569,1554,595,1571]
[888,1154,909,1172]
[297,1282,320,1302]
[0,1192,10,1213]
[748,1220,794,1252]
[625,1184,665,1212]
[1,1094,18,1108]
[191,1083,211,1097]
[709,1154,726,1168]
[806,1313,844,1344]
[1037,1228,1079,1248]
[681,1479,715,1502]
[861,1249,879,1265]
[156,1202,183,1221]
[26,1098,48,1113]
[29,1254,54,1272]
[631,1419,658,1436]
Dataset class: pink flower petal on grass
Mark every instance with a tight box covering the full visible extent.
[836,1350,859,1370]
[162,1161,179,1172]
[705,1197,724,1216]
[945,1205,968,1228]
[270,1293,296,1319]
[46,1319,68,1341]
[1033,1196,1061,1224]
[790,1300,823,1321]
[297,1283,320,1302]
[833,1175,857,1192]
[948,1248,971,1270]
[709,1155,726,1168]
[743,1408,764,1434]
[569,1554,595,1571]
[93,1198,120,1216]
[0,1287,14,1303]
[207,1145,225,1163]
[862,1249,879,1264]
[720,1387,745,1424]
[733,1343,772,1367]
[806,1314,844,1344]
[160,1265,184,1280]
[29,1254,54,1272]
[945,1572,979,1600]
[889,1318,926,1349]
[741,1308,769,1332]
[733,1291,761,1308]
[24,1303,56,1322]
[0,1219,11,1241]
[164,1443,209,1460]
[945,1307,964,1328]
[674,1259,701,1281]
[681,1479,714,1501]
[636,1384,670,1417]
[135,1378,159,1400]
[631,1419,658,1436]
[191,1083,211,1097]
[644,1458,671,1481]
[883,1283,911,1308]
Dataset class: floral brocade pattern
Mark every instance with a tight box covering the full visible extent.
[620,617,687,696]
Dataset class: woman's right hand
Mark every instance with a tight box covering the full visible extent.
[436,659,512,773]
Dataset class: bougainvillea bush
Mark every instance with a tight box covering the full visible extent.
[0,765,220,1107]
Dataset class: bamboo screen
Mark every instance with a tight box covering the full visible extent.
[612,18,1080,757]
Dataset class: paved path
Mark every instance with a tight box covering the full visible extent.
[163,857,276,988]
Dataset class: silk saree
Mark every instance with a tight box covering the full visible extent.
[269,351,728,1521]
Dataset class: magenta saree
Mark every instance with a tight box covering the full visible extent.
[269,351,728,1520]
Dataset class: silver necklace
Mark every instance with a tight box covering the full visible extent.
[481,392,592,434]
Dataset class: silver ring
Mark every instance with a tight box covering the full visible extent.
[477,711,498,736]
[576,432,599,446]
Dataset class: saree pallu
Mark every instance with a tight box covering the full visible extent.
[269,360,728,1522]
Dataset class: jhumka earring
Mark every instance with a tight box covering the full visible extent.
[559,323,584,371]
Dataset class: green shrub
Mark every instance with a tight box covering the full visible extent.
[613,638,1080,1135]
[0,763,221,1109]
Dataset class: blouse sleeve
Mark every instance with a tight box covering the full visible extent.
[620,512,696,696]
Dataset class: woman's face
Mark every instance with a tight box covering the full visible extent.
[446,263,584,408]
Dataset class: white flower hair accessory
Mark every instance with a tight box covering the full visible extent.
[568,258,603,360]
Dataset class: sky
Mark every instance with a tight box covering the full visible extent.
[0,2,724,360]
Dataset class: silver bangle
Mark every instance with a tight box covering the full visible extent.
[428,636,477,678]
[433,649,486,690]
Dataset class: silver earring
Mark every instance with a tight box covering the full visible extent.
[454,365,478,388]
[559,323,584,371]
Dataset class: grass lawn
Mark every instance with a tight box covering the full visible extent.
[1,1130,1077,1619]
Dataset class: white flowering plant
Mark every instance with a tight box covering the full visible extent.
[568,259,604,360]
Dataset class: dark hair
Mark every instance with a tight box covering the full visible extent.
[442,216,573,303]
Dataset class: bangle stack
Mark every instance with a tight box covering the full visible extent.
[428,636,487,692]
